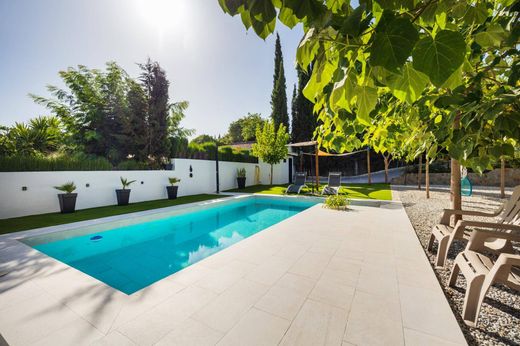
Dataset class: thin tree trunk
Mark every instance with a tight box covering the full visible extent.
[367,149,371,185]
[383,155,390,183]
[426,157,430,199]
[500,158,505,198]
[451,113,462,221]
[418,155,422,190]
[270,164,273,185]
[315,145,320,191]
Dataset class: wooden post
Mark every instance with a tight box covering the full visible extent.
[315,144,320,191]
[383,155,390,183]
[500,158,505,198]
[418,155,422,190]
[426,157,430,199]
[367,148,372,184]
[451,113,462,220]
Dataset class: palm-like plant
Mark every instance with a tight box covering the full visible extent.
[54,182,76,194]
[29,116,62,153]
[168,177,180,186]
[120,177,136,190]
[237,168,246,178]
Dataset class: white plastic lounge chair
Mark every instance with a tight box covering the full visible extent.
[322,172,342,195]
[428,185,520,267]
[448,228,520,327]
[285,173,307,194]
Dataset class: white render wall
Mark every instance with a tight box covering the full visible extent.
[0,158,290,219]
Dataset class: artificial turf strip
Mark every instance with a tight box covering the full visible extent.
[224,183,392,200]
[0,194,223,235]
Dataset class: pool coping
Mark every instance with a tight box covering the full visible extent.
[0,194,397,243]
[0,195,467,345]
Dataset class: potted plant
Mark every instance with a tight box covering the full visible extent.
[236,168,246,189]
[167,177,180,199]
[54,182,77,213]
[116,177,135,206]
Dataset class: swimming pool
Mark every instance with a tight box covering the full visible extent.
[25,196,318,294]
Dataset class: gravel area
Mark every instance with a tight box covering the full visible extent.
[395,185,520,346]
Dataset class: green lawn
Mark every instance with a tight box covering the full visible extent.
[225,183,392,200]
[0,194,223,235]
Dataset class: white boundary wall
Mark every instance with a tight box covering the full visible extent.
[0,158,290,219]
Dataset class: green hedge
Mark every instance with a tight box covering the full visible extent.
[175,142,258,163]
[0,142,259,171]
[0,155,163,172]
[0,155,113,172]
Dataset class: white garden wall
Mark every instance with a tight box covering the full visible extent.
[0,158,290,219]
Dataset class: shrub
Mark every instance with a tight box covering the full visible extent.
[116,160,149,170]
[323,195,349,210]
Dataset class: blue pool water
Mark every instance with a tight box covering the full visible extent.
[31,197,317,294]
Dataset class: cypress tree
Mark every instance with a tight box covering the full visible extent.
[290,84,298,139]
[291,65,316,142]
[270,33,289,130]
[139,59,171,163]
[124,80,149,161]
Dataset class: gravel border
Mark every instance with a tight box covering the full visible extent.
[395,185,519,346]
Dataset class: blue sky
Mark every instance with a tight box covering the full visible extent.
[0,0,304,137]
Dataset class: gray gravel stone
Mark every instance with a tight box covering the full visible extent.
[395,186,519,346]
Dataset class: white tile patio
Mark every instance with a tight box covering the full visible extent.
[0,198,467,345]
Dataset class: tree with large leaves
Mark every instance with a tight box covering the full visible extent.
[219,0,520,211]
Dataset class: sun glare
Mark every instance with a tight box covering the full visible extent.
[135,0,189,34]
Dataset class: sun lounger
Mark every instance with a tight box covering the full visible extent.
[448,229,520,327]
[321,172,342,195]
[286,173,307,194]
[428,185,520,267]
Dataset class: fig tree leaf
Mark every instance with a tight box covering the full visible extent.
[412,30,466,87]
[369,11,419,72]
[385,63,429,104]
[355,85,377,124]
[475,24,507,47]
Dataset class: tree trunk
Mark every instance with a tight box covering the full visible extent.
[418,155,422,190]
[270,164,273,185]
[383,155,390,183]
[426,157,430,199]
[315,145,320,190]
[451,113,462,221]
[500,158,505,198]
[367,149,371,185]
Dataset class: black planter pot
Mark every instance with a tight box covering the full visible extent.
[57,193,77,213]
[116,189,131,206]
[237,177,246,189]
[167,185,179,199]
